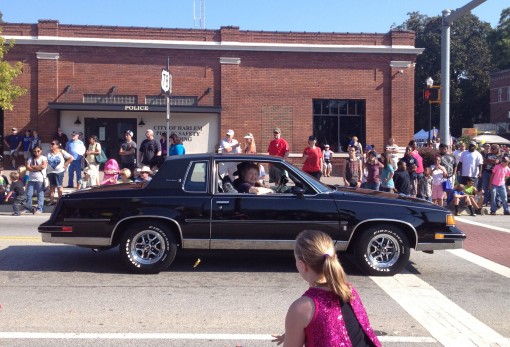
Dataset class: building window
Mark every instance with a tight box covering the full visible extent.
[498,88,503,102]
[507,87,510,102]
[312,99,366,152]
[146,96,198,106]
[84,94,137,104]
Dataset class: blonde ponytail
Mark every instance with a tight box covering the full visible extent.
[295,230,352,302]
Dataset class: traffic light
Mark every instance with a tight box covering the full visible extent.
[423,87,441,103]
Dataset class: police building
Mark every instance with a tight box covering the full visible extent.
[1,19,422,162]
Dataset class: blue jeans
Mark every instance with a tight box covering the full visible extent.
[68,158,82,187]
[26,181,44,212]
[365,182,380,191]
[482,170,492,205]
[491,184,509,213]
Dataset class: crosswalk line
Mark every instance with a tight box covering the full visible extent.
[371,271,508,347]
[448,249,510,279]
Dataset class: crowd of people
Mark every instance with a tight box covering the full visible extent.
[343,136,510,216]
[3,124,510,216]
[1,127,187,215]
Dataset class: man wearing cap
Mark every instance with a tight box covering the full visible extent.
[459,141,483,187]
[119,130,137,177]
[138,129,161,167]
[65,131,86,188]
[219,129,241,179]
[4,128,22,168]
[267,127,290,183]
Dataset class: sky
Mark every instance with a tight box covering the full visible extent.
[0,0,505,33]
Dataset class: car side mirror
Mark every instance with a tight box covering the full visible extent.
[291,186,305,199]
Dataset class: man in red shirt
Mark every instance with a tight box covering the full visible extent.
[267,127,290,183]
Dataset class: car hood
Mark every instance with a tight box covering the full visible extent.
[330,186,443,209]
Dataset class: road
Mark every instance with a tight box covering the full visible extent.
[0,214,509,347]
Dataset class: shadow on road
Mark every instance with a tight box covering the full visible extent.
[0,245,367,275]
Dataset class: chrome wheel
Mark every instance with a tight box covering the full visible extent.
[130,230,166,265]
[366,232,400,269]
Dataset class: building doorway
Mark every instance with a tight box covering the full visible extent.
[84,118,137,162]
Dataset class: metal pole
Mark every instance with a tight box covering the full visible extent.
[440,10,451,147]
[429,102,432,146]
[166,57,171,157]
[439,0,487,147]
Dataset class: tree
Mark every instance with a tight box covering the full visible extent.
[0,26,27,111]
[396,12,493,137]
[490,7,510,70]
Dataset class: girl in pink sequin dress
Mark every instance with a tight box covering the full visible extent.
[272,230,381,347]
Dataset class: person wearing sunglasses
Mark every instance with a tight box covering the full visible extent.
[25,145,48,214]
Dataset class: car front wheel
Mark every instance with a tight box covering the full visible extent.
[355,224,410,276]
[119,222,177,274]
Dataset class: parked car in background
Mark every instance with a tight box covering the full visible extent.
[39,154,465,276]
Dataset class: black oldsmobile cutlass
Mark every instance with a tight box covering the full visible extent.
[39,154,465,276]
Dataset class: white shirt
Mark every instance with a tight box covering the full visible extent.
[452,149,465,165]
[220,138,241,154]
[28,156,48,182]
[460,150,483,177]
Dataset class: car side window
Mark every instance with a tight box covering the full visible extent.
[184,161,208,192]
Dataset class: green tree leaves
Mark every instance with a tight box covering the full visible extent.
[0,25,27,111]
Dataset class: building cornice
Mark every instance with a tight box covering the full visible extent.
[3,35,424,55]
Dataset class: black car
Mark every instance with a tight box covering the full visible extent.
[38,154,465,276]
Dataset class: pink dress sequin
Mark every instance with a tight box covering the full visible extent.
[303,286,381,347]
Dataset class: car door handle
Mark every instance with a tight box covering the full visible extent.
[216,201,230,205]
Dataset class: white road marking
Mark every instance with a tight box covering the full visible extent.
[456,217,510,234]
[0,332,435,342]
[371,271,509,347]
[448,249,510,279]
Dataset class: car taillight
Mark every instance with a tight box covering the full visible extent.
[60,226,73,232]
[446,214,455,227]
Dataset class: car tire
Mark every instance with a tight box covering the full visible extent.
[119,222,177,274]
[354,224,410,276]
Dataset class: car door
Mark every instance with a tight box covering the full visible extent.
[210,161,340,250]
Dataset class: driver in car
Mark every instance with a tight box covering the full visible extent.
[233,162,273,195]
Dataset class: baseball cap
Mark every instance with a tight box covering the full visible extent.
[365,145,373,151]
[308,135,317,141]
[349,140,355,147]
[124,130,133,136]
[71,130,79,136]
[368,150,378,157]
[273,127,281,133]
[226,129,234,136]
[243,133,254,139]
[324,144,330,148]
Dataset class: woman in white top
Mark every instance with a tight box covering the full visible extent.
[46,140,73,205]
[430,155,447,207]
[26,145,48,213]
[85,135,102,186]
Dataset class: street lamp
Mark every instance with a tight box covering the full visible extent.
[426,77,434,146]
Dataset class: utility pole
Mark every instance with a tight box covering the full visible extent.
[161,57,172,157]
[439,0,486,146]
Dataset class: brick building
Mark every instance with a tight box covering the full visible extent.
[487,69,510,134]
[1,19,422,165]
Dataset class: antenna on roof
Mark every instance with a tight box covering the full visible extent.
[193,0,205,29]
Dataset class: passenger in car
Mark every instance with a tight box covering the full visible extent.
[272,230,381,347]
[232,162,273,195]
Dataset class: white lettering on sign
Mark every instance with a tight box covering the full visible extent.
[155,125,203,142]
[124,105,149,111]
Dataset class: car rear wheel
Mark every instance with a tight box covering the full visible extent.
[119,222,177,274]
[354,224,410,276]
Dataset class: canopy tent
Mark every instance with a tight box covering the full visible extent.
[414,129,439,141]
[414,129,428,140]
[473,134,510,145]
